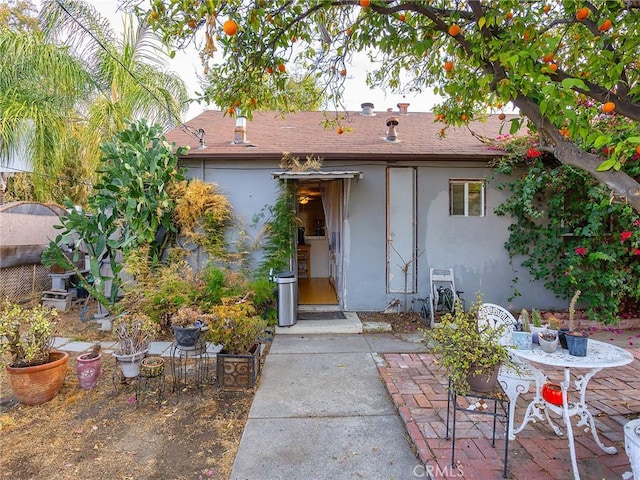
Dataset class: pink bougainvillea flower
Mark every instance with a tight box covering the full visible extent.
[633,219,640,227]
[621,231,633,242]
[526,147,542,158]
[574,247,587,256]
[632,248,640,256]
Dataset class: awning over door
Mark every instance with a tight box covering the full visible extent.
[271,170,363,180]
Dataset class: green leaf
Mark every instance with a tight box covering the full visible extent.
[596,158,616,171]
[560,78,587,91]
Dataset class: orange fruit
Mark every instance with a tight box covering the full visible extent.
[336,127,344,135]
[359,0,370,7]
[233,100,240,107]
[523,30,532,41]
[398,13,406,22]
[505,12,513,20]
[498,113,506,120]
[277,63,286,73]
[227,106,235,115]
[444,61,454,72]
[496,102,503,109]
[576,7,590,20]
[543,5,551,12]
[461,114,468,122]
[345,27,352,36]
[248,98,257,105]
[542,53,554,63]
[340,69,347,76]
[599,19,612,32]
[448,24,461,36]
[602,101,615,113]
[267,66,274,74]
[291,36,297,43]
[223,19,238,36]
[636,145,640,155]
[188,19,197,29]
[549,63,558,72]
[573,34,581,41]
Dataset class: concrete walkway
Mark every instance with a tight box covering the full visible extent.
[229,332,428,480]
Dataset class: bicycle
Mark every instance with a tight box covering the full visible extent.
[413,286,465,325]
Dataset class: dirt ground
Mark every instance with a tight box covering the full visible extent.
[0,299,255,480]
[0,300,423,480]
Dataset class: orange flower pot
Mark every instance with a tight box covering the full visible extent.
[542,382,567,406]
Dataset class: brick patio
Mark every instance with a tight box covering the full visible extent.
[379,350,640,479]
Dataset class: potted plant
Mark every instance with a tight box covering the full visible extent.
[0,301,69,405]
[565,290,588,357]
[530,308,545,344]
[425,296,513,394]
[112,312,159,378]
[207,298,267,388]
[538,328,559,353]
[513,309,533,350]
[76,344,102,390]
[171,306,206,347]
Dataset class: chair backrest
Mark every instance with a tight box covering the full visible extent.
[429,268,456,298]
[477,303,517,346]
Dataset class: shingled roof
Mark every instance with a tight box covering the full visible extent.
[164,108,516,162]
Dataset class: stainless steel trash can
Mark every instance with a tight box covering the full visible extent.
[275,271,297,327]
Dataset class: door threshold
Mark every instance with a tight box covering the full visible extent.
[297,305,342,313]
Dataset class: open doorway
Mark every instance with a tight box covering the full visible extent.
[296,183,338,306]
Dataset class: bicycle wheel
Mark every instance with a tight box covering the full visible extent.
[421,299,431,321]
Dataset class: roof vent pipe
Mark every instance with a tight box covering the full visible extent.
[386,117,399,142]
[397,102,410,114]
[360,102,375,116]
[234,115,247,144]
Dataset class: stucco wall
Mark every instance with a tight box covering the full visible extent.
[181,158,566,312]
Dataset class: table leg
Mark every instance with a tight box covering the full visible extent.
[512,363,564,437]
[573,368,618,455]
[562,367,580,480]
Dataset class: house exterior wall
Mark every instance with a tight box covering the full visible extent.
[180,158,566,312]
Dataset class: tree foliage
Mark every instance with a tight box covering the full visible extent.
[134,0,640,211]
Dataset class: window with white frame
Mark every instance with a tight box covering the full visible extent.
[449,179,485,217]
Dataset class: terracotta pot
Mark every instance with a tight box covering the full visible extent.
[6,351,69,405]
[76,352,102,390]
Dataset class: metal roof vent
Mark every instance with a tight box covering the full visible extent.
[384,117,399,142]
[233,115,248,144]
[360,102,375,116]
[397,102,410,115]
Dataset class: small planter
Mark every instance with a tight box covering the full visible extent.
[6,351,69,405]
[512,331,532,350]
[140,357,164,378]
[216,344,261,389]
[530,325,545,344]
[558,328,570,349]
[542,382,567,406]
[76,352,102,390]
[538,331,559,354]
[566,331,589,357]
[172,325,202,347]
[113,350,148,378]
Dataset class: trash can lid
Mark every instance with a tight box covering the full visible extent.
[275,270,295,279]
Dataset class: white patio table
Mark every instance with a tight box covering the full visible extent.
[510,339,634,480]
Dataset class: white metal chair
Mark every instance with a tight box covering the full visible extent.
[477,303,537,440]
[426,268,463,328]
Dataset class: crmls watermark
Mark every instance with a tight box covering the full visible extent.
[414,463,464,478]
